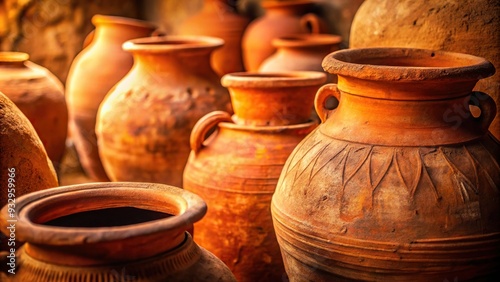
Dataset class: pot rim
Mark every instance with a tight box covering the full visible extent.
[322,47,495,82]
[220,118,318,131]
[123,35,224,53]
[272,34,342,48]
[0,51,29,63]
[0,182,206,246]
[221,71,326,88]
[92,14,157,30]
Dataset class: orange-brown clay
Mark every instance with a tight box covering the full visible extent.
[96,36,232,187]
[272,48,500,281]
[66,15,156,181]
[0,182,236,281]
[0,52,67,171]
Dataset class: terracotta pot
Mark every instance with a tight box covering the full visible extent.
[96,36,232,187]
[66,15,157,181]
[178,0,250,76]
[0,91,58,253]
[349,0,500,141]
[259,34,342,82]
[226,72,326,126]
[0,182,236,281]
[271,48,500,281]
[242,0,328,71]
[0,52,68,170]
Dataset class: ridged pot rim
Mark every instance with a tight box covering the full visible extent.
[322,47,495,82]
[220,118,318,132]
[221,71,327,88]
[272,34,342,48]
[0,51,29,63]
[123,35,224,53]
[0,182,206,246]
[91,14,157,30]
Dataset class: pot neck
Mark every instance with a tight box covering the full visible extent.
[91,21,155,47]
[130,48,214,74]
[263,2,313,16]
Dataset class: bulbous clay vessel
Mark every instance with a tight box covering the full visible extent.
[0,52,68,170]
[259,34,342,82]
[0,182,236,281]
[178,0,250,76]
[183,72,325,282]
[96,36,232,187]
[0,91,58,253]
[66,15,157,181]
[242,0,327,71]
[271,48,500,281]
[349,0,500,141]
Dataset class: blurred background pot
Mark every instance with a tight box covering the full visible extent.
[66,14,157,181]
[0,182,236,281]
[0,52,67,171]
[272,48,500,281]
[96,36,232,187]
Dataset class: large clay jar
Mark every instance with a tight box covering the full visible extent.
[349,0,500,141]
[0,91,58,253]
[0,182,236,281]
[66,15,157,181]
[96,36,232,187]
[259,34,342,82]
[178,0,250,76]
[242,0,327,71]
[0,52,67,170]
[271,48,500,281]
[183,72,326,281]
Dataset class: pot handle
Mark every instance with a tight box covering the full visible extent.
[315,83,341,123]
[300,13,325,34]
[190,111,232,154]
[470,91,497,133]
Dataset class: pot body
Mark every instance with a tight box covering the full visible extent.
[178,0,250,76]
[350,0,500,141]
[0,182,236,281]
[96,36,232,187]
[271,48,500,281]
[259,34,342,82]
[66,15,156,181]
[0,52,67,170]
[242,0,327,71]
[184,111,317,282]
[0,91,58,253]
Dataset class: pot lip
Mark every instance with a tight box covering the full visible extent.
[92,14,157,30]
[272,34,342,48]
[0,182,206,246]
[123,35,224,53]
[322,47,496,82]
[221,71,327,88]
[219,118,318,131]
[0,51,29,63]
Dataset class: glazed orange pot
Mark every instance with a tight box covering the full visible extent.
[0,91,58,253]
[0,182,236,281]
[183,72,325,281]
[350,0,500,141]
[178,0,250,76]
[96,36,232,187]
[259,34,342,82]
[0,52,67,170]
[272,48,500,281]
[242,0,327,71]
[66,15,157,181]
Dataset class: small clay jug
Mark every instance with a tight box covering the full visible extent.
[242,0,328,71]
[66,15,157,181]
[183,72,325,282]
[178,0,250,76]
[259,34,342,82]
[0,182,236,281]
[0,91,58,253]
[96,36,232,187]
[272,48,500,281]
[0,52,68,170]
